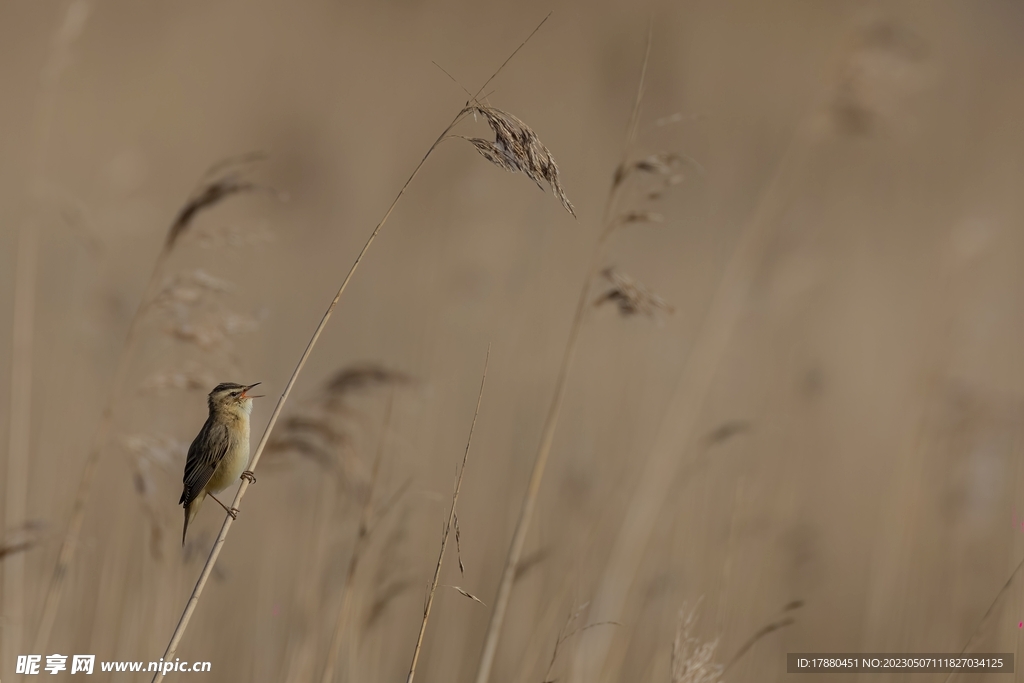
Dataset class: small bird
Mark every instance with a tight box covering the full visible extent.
[180,382,263,545]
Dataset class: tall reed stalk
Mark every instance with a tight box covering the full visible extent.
[472,26,654,683]
[405,348,489,683]
[150,16,569,678]
[3,1,90,665]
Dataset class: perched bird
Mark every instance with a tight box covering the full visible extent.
[180,382,263,545]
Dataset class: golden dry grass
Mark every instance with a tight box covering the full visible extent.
[3,2,1024,683]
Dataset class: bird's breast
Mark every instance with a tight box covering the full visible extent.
[206,415,251,493]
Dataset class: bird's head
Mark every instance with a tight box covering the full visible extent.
[208,382,263,415]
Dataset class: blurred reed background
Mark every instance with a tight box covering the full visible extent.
[3,1,1024,682]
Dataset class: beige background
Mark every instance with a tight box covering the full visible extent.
[3,1,1024,681]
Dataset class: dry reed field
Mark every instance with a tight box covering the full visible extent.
[3,1,1024,682]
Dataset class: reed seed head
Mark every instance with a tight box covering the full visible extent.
[463,105,575,217]
[671,602,723,683]
[595,267,674,317]
[165,153,281,249]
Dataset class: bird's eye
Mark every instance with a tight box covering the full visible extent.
[231,391,240,397]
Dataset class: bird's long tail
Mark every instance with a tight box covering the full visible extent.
[182,492,205,546]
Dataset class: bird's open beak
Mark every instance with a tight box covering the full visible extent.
[241,382,264,399]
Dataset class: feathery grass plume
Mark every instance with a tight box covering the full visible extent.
[153,269,235,310]
[614,151,704,202]
[165,152,276,248]
[463,106,575,217]
[595,267,674,317]
[615,151,705,185]
[264,363,409,493]
[166,310,265,351]
[32,153,271,655]
[671,602,722,683]
[139,365,215,394]
[148,266,266,357]
[323,363,413,410]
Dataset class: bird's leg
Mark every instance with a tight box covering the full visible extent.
[208,493,239,520]
[241,470,256,485]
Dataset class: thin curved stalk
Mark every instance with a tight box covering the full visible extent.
[406,348,489,683]
[471,25,653,683]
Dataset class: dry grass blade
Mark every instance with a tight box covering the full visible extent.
[722,616,796,674]
[594,267,674,317]
[406,347,490,683]
[462,106,575,217]
[454,511,465,576]
[940,555,1024,683]
[446,585,487,606]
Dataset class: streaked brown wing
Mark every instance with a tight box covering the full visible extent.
[179,416,230,507]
